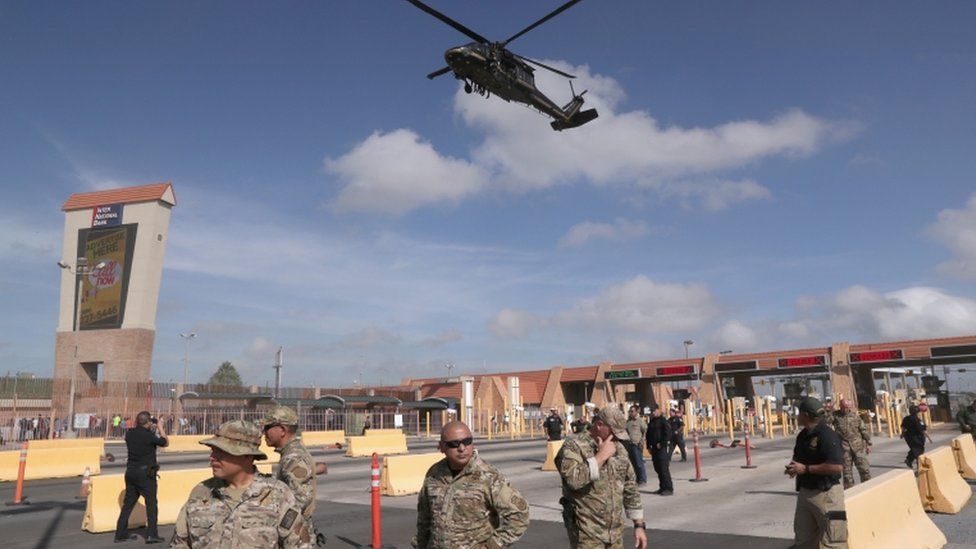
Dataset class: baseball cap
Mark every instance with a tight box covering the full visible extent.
[797,397,824,417]
[595,406,629,440]
[200,420,267,459]
[258,405,299,427]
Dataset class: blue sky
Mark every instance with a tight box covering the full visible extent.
[2,1,975,388]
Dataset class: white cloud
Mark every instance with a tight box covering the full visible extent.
[489,309,544,339]
[553,275,719,333]
[605,337,676,362]
[714,320,762,351]
[559,218,650,248]
[325,62,855,215]
[0,217,61,262]
[928,193,976,280]
[338,326,403,349]
[418,328,462,348]
[325,129,488,215]
[655,179,773,212]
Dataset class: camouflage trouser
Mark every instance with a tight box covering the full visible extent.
[841,443,871,489]
[568,529,624,549]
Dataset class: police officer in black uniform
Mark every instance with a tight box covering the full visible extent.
[543,408,564,441]
[785,397,846,549]
[114,411,168,543]
[646,404,673,495]
[667,408,687,462]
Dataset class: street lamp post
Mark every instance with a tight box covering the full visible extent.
[58,258,105,434]
[683,340,694,359]
[180,332,197,387]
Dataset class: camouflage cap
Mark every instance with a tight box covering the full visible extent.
[259,405,299,427]
[200,420,267,460]
[595,406,629,441]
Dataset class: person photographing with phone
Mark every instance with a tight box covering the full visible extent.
[114,411,168,543]
[556,406,647,549]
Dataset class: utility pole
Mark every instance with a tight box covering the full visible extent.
[273,347,283,399]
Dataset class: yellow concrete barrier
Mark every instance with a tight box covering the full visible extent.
[345,433,409,457]
[82,464,274,533]
[162,435,279,463]
[365,428,403,437]
[299,430,346,448]
[917,446,972,514]
[380,452,443,496]
[542,440,564,471]
[29,438,106,455]
[0,446,101,482]
[950,435,976,481]
[846,469,946,548]
[161,435,208,453]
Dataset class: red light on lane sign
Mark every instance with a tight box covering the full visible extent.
[849,349,904,363]
[656,365,695,377]
[777,355,826,368]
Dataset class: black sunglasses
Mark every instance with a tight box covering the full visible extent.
[442,437,473,449]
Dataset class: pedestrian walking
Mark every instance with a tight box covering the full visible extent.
[170,420,313,548]
[624,405,647,486]
[667,408,687,462]
[785,397,847,549]
[901,405,933,469]
[114,411,168,543]
[826,398,872,488]
[413,421,529,548]
[544,408,565,441]
[646,405,673,495]
[556,406,647,549]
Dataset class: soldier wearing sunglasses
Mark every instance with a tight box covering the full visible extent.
[412,421,529,548]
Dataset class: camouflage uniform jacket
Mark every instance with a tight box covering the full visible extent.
[412,453,529,549]
[170,473,314,549]
[276,437,316,521]
[827,412,871,452]
[555,431,644,545]
[957,406,976,432]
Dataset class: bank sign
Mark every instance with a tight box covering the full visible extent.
[91,204,123,228]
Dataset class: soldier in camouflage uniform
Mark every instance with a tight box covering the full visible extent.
[556,406,647,549]
[413,421,529,549]
[170,420,314,548]
[260,405,317,521]
[826,398,872,489]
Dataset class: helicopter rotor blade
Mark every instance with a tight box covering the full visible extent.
[515,54,577,79]
[406,0,490,44]
[427,66,452,79]
[502,0,583,46]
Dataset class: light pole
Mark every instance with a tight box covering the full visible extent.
[445,362,455,378]
[180,332,196,387]
[683,340,694,359]
[58,258,105,434]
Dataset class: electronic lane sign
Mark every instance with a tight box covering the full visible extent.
[777,355,827,369]
[930,344,976,359]
[714,360,758,373]
[848,349,904,364]
[656,365,696,377]
[604,369,641,380]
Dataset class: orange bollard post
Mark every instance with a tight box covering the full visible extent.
[689,431,708,483]
[371,452,382,549]
[741,415,757,469]
[8,442,29,505]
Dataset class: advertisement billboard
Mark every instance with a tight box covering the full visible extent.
[75,223,137,330]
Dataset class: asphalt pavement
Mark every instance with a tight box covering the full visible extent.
[1,424,974,548]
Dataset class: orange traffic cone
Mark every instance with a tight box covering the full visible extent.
[77,466,91,499]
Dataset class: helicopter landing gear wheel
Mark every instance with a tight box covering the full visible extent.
[464,83,472,94]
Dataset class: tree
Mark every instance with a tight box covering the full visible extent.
[208,361,243,387]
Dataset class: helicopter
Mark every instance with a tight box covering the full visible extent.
[407,0,598,131]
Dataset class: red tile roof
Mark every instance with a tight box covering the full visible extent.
[62,182,175,211]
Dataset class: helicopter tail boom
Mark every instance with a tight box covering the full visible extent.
[551,107,598,131]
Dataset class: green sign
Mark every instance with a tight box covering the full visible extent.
[604,369,641,380]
